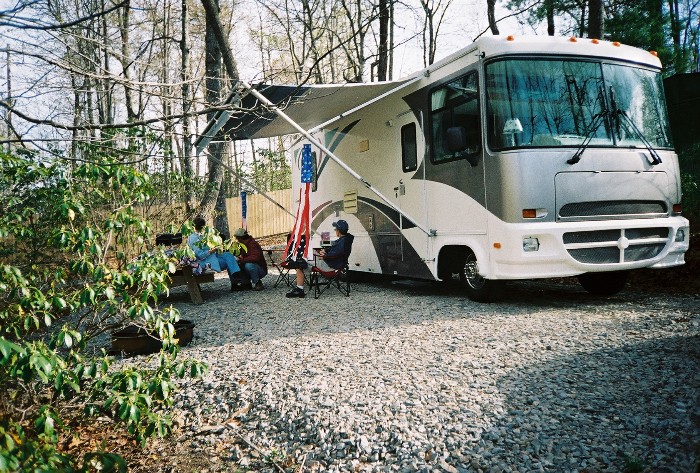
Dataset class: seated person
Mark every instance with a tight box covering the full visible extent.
[286,219,349,299]
[232,228,268,291]
[187,216,241,292]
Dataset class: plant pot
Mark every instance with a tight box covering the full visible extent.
[110,320,196,355]
[173,320,195,346]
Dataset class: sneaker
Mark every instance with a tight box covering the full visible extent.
[285,287,305,298]
[253,281,264,291]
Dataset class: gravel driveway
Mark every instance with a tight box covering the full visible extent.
[141,272,700,473]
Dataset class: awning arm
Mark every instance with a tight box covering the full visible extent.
[239,79,434,237]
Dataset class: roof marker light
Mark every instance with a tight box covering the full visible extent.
[506,35,515,41]
[650,50,658,57]
[591,38,600,44]
[569,37,577,42]
[613,41,621,47]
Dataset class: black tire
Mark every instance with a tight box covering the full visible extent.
[459,250,504,302]
[577,271,629,296]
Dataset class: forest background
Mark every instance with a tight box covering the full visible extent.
[0,0,699,471]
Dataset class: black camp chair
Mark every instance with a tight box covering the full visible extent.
[155,233,183,247]
[266,249,294,288]
[309,234,354,299]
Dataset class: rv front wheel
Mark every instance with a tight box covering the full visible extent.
[459,251,503,302]
[577,271,629,296]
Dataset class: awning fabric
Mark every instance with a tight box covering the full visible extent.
[197,80,410,149]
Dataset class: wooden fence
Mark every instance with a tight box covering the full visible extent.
[225,188,295,238]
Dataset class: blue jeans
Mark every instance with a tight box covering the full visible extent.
[240,262,266,284]
[216,252,240,277]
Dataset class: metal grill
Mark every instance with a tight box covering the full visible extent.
[559,201,667,220]
[563,228,669,264]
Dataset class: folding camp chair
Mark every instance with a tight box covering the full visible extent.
[310,234,353,299]
[266,249,294,288]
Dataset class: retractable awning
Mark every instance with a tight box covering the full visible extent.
[195,79,412,154]
[194,76,433,237]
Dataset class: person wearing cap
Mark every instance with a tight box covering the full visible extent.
[232,228,268,291]
[187,216,241,291]
[286,219,349,298]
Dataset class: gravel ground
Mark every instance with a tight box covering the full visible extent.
[133,271,699,473]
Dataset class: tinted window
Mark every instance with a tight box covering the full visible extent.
[485,58,672,150]
[430,72,481,163]
[401,123,417,172]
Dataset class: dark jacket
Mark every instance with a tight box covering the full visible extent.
[238,235,268,274]
[324,234,352,269]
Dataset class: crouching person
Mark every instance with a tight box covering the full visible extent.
[232,228,268,291]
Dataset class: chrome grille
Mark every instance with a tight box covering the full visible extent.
[559,201,667,220]
[563,228,669,264]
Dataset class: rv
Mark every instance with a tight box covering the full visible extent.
[201,35,690,301]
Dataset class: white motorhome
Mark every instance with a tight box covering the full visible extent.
[199,35,690,301]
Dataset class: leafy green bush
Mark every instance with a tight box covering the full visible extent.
[0,152,206,472]
[678,144,700,224]
[681,172,699,224]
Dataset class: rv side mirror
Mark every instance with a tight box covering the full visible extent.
[446,127,467,152]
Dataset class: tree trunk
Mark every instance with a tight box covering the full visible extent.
[118,0,136,122]
[378,0,389,80]
[199,0,242,236]
[181,0,194,212]
[546,0,555,36]
[487,0,499,35]
[668,0,684,72]
[199,0,225,230]
[587,0,603,39]
[388,0,394,79]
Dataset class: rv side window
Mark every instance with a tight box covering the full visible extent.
[430,72,481,163]
[401,123,418,172]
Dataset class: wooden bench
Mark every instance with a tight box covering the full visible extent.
[168,266,216,304]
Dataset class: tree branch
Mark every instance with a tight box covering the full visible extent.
[0,0,128,30]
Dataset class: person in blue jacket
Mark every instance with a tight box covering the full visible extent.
[286,219,350,298]
[187,216,241,291]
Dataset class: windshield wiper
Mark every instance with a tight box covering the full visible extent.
[567,110,608,165]
[608,86,662,165]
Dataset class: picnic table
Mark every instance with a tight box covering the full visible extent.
[168,266,215,304]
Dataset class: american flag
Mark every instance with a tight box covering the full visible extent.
[286,144,313,260]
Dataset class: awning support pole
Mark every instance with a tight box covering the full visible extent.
[239,79,434,237]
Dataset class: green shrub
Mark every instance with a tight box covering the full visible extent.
[678,144,700,224]
[0,152,206,471]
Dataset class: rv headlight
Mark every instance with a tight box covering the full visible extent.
[522,236,540,252]
[675,228,686,242]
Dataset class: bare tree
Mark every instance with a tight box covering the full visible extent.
[488,0,500,35]
[419,0,453,66]
[376,0,391,80]
[587,0,603,39]
[546,0,555,35]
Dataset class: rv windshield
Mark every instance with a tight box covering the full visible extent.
[485,58,672,150]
